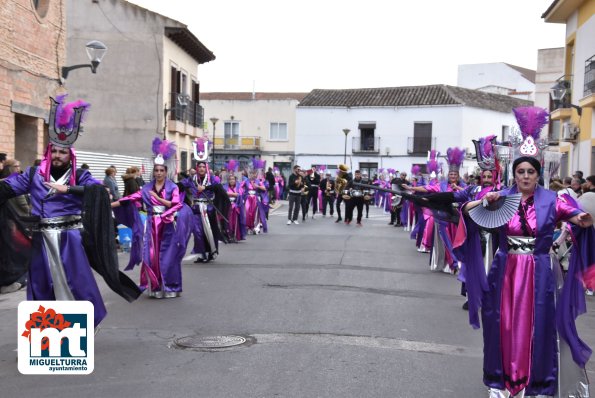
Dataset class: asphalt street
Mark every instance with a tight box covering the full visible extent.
[1,202,595,397]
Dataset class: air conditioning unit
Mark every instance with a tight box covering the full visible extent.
[562,122,579,141]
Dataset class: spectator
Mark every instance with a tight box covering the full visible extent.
[0,152,6,172]
[135,166,146,187]
[122,167,140,197]
[103,167,120,202]
[573,170,586,184]
[577,175,595,218]
[571,177,583,197]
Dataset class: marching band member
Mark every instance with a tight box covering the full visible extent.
[334,164,350,223]
[344,169,365,226]
[319,171,335,217]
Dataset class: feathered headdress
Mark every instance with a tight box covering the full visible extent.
[411,165,421,176]
[446,147,465,173]
[511,106,549,158]
[252,158,266,170]
[226,159,239,173]
[48,94,90,148]
[472,135,497,171]
[427,150,440,177]
[151,137,176,166]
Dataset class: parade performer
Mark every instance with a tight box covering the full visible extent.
[344,170,365,226]
[306,165,321,219]
[223,160,246,242]
[241,159,268,234]
[462,106,595,397]
[113,138,193,298]
[320,171,335,217]
[0,95,140,325]
[405,151,441,253]
[273,167,284,201]
[180,136,230,262]
[334,164,350,223]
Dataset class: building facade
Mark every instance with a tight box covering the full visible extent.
[296,85,531,179]
[65,0,214,181]
[0,0,65,166]
[544,0,595,176]
[199,92,307,179]
[457,63,536,101]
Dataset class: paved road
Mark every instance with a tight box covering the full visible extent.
[1,202,595,397]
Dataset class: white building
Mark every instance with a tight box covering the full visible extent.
[458,63,536,101]
[200,92,307,179]
[295,85,531,178]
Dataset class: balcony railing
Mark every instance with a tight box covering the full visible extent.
[585,55,595,97]
[214,136,261,151]
[352,136,380,153]
[169,93,203,128]
[407,137,436,155]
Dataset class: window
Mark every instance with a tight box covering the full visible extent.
[412,122,432,153]
[358,123,376,151]
[502,125,510,142]
[224,121,240,149]
[359,162,378,179]
[180,151,188,172]
[269,123,288,140]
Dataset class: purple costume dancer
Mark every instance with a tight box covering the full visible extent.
[462,107,595,397]
[0,95,140,325]
[241,160,268,234]
[179,136,230,263]
[113,138,192,298]
[223,160,247,242]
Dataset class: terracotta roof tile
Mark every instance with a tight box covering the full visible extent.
[298,85,532,113]
[200,92,309,101]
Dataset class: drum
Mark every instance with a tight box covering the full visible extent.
[342,189,350,200]
[351,190,363,198]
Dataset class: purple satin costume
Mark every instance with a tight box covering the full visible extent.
[5,167,107,326]
[479,186,581,396]
[241,179,268,233]
[224,183,247,241]
[119,179,185,294]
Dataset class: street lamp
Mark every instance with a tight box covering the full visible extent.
[550,81,582,116]
[342,128,350,164]
[61,40,107,81]
[210,117,219,170]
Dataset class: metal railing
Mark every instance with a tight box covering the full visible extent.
[214,136,261,150]
[407,137,436,154]
[169,93,203,128]
[585,55,595,97]
[352,136,380,153]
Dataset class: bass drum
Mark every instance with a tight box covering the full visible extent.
[342,189,351,200]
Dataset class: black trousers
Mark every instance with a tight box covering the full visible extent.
[390,206,403,225]
[345,198,364,223]
[322,195,335,215]
[287,193,301,221]
[301,195,309,219]
[308,188,319,214]
[336,196,344,219]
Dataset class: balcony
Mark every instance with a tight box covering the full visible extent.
[214,136,261,151]
[352,136,380,154]
[407,137,436,155]
[169,93,204,128]
[584,55,595,97]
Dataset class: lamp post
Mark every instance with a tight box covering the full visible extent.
[210,117,219,170]
[342,128,350,164]
[550,81,582,116]
[61,40,107,82]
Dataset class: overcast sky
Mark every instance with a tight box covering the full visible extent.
[127,0,565,93]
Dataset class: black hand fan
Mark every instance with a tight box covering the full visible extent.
[468,193,522,229]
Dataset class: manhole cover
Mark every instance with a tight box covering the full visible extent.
[173,335,248,350]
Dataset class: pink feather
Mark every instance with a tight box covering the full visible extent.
[513,106,549,139]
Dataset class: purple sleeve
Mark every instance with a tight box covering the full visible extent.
[556,197,582,223]
[4,167,33,196]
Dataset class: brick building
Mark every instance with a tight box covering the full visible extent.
[0,0,65,166]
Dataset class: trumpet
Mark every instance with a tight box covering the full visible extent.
[325,180,333,196]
